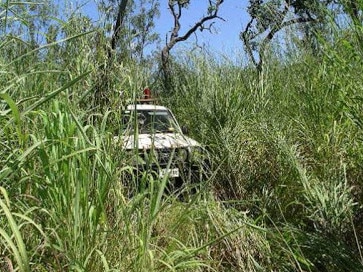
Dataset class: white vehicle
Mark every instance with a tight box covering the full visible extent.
[116,92,209,192]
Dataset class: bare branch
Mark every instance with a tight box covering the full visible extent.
[241,18,258,68]
[169,2,181,41]
[161,0,225,88]
[174,14,225,44]
[241,0,318,73]
[257,16,316,72]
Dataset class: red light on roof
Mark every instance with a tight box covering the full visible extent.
[143,88,151,99]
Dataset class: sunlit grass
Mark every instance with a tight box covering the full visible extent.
[1,5,363,271]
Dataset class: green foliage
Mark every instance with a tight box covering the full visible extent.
[2,1,363,271]
[242,0,339,71]
[165,30,363,268]
[0,187,30,272]
[98,0,160,61]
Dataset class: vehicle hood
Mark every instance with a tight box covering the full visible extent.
[115,133,201,150]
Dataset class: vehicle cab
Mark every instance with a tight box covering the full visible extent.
[116,89,208,190]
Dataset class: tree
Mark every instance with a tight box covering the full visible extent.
[129,0,160,61]
[1,0,57,47]
[99,0,159,61]
[161,0,225,89]
[110,0,130,55]
[94,0,160,106]
[1,0,57,67]
[240,0,332,73]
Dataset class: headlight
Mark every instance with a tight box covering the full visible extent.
[176,148,188,162]
[189,146,204,163]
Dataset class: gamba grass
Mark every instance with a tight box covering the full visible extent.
[163,44,363,270]
[2,5,363,271]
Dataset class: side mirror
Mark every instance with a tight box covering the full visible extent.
[181,125,189,135]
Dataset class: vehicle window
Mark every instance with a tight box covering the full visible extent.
[121,109,179,134]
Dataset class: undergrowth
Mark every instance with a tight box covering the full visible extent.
[1,4,363,271]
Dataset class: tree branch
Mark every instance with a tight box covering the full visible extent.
[241,17,258,68]
[242,0,317,73]
[161,0,225,88]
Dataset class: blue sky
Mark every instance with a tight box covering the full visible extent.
[156,1,249,55]
[81,1,249,58]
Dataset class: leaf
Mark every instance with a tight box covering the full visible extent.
[0,92,23,143]
[0,188,30,272]
[24,70,92,113]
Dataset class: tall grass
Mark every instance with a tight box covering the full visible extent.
[1,30,273,272]
[2,2,363,271]
[164,30,363,269]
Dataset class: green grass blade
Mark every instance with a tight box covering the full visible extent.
[0,92,23,143]
[23,70,92,113]
[0,228,25,272]
[0,189,30,272]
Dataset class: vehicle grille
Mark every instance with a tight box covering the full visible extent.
[158,149,173,164]
[138,148,187,165]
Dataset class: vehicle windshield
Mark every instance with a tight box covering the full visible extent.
[122,109,180,134]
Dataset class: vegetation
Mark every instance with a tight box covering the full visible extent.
[1,0,363,271]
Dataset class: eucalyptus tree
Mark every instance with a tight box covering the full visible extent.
[92,0,160,106]
[1,0,57,46]
[98,0,160,61]
[1,0,57,73]
[240,0,334,73]
[129,0,160,61]
[160,0,225,89]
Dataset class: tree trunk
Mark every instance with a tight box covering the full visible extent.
[95,0,129,108]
